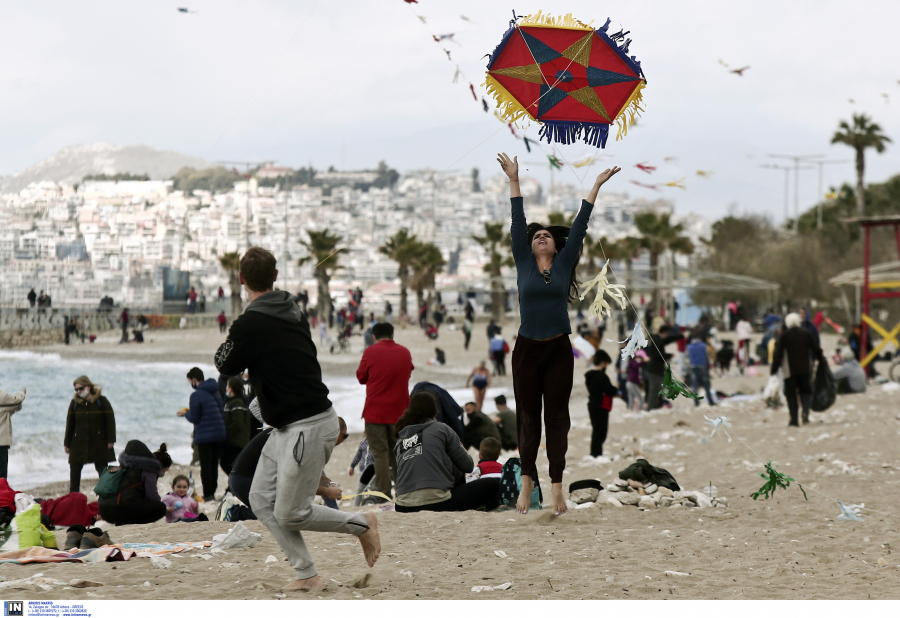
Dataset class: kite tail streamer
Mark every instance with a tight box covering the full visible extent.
[483,74,533,124]
[615,81,646,141]
[539,121,610,148]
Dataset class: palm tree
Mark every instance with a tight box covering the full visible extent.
[473,222,514,323]
[379,228,419,319]
[409,242,446,322]
[831,113,892,218]
[297,228,345,323]
[635,213,694,318]
[218,251,243,320]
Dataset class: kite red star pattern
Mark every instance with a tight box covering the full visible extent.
[484,11,646,148]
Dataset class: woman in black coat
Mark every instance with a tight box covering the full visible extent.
[64,376,116,493]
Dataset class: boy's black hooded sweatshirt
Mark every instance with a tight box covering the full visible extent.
[215,290,331,428]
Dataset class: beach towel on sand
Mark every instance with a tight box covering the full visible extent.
[0,541,212,565]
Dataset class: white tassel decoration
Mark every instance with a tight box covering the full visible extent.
[579,260,627,320]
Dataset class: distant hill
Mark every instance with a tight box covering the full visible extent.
[0,142,211,193]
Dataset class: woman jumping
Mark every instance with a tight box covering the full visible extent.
[498,152,620,515]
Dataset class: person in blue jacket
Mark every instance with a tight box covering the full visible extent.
[177,367,225,501]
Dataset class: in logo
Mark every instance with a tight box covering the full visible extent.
[4,602,23,617]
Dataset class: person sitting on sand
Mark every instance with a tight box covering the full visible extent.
[465,362,491,411]
[227,418,350,519]
[394,392,500,513]
[462,402,502,451]
[98,441,171,526]
[492,394,517,451]
[498,151,621,515]
[214,247,379,591]
[466,437,503,482]
[162,475,202,523]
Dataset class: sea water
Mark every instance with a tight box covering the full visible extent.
[0,350,514,489]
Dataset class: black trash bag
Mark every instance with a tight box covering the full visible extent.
[811,361,836,412]
[618,458,681,491]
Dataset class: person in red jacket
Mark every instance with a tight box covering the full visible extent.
[356,322,414,499]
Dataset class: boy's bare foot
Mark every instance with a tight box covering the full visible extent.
[359,512,381,567]
[551,482,567,516]
[283,575,325,591]
[517,475,534,513]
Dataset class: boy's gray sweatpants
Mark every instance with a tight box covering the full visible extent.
[249,407,369,579]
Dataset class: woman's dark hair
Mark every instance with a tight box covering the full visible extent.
[394,392,439,438]
[171,474,189,489]
[526,223,581,303]
[155,443,173,469]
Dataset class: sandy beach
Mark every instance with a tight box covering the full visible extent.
[4,322,899,600]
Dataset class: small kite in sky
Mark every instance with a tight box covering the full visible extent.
[452,65,461,84]
[635,162,656,174]
[461,15,476,23]
[417,15,427,24]
[848,98,855,104]
[508,124,518,138]
[663,156,677,162]
[482,98,489,112]
[547,155,563,170]
[630,180,661,191]
[523,137,532,153]
[433,34,455,42]
[883,93,890,104]
[177,7,196,13]
[469,84,477,101]
[403,0,418,4]
[730,66,750,76]
[718,59,729,68]
[573,157,594,168]
[696,170,714,178]
[444,49,452,60]
[665,178,687,190]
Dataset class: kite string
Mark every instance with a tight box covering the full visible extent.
[723,423,898,518]
[204,1,319,159]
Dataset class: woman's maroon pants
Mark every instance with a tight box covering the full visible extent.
[512,334,573,483]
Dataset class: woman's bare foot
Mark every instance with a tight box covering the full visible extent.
[359,512,381,567]
[551,482,567,516]
[283,575,325,591]
[517,475,534,513]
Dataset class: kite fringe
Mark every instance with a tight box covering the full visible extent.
[615,80,646,141]
[483,74,534,124]
[539,121,610,148]
[519,10,593,31]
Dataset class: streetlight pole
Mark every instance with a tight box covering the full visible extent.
[767,154,824,223]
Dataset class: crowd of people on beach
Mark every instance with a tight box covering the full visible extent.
[0,153,888,592]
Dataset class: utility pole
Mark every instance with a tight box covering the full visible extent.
[813,159,851,229]
[760,164,793,225]
[767,154,823,223]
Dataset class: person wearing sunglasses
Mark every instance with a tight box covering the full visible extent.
[64,376,116,494]
[497,152,621,516]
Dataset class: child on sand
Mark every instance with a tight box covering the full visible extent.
[467,437,503,482]
[348,432,375,506]
[163,475,200,523]
[585,350,618,457]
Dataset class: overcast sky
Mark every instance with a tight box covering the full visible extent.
[2,0,899,221]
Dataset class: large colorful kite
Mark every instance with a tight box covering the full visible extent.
[484,11,646,148]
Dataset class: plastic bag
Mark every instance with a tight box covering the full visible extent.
[763,375,783,408]
[211,521,262,549]
[811,361,836,412]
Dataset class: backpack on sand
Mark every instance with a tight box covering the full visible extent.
[499,457,542,510]
[93,466,125,499]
